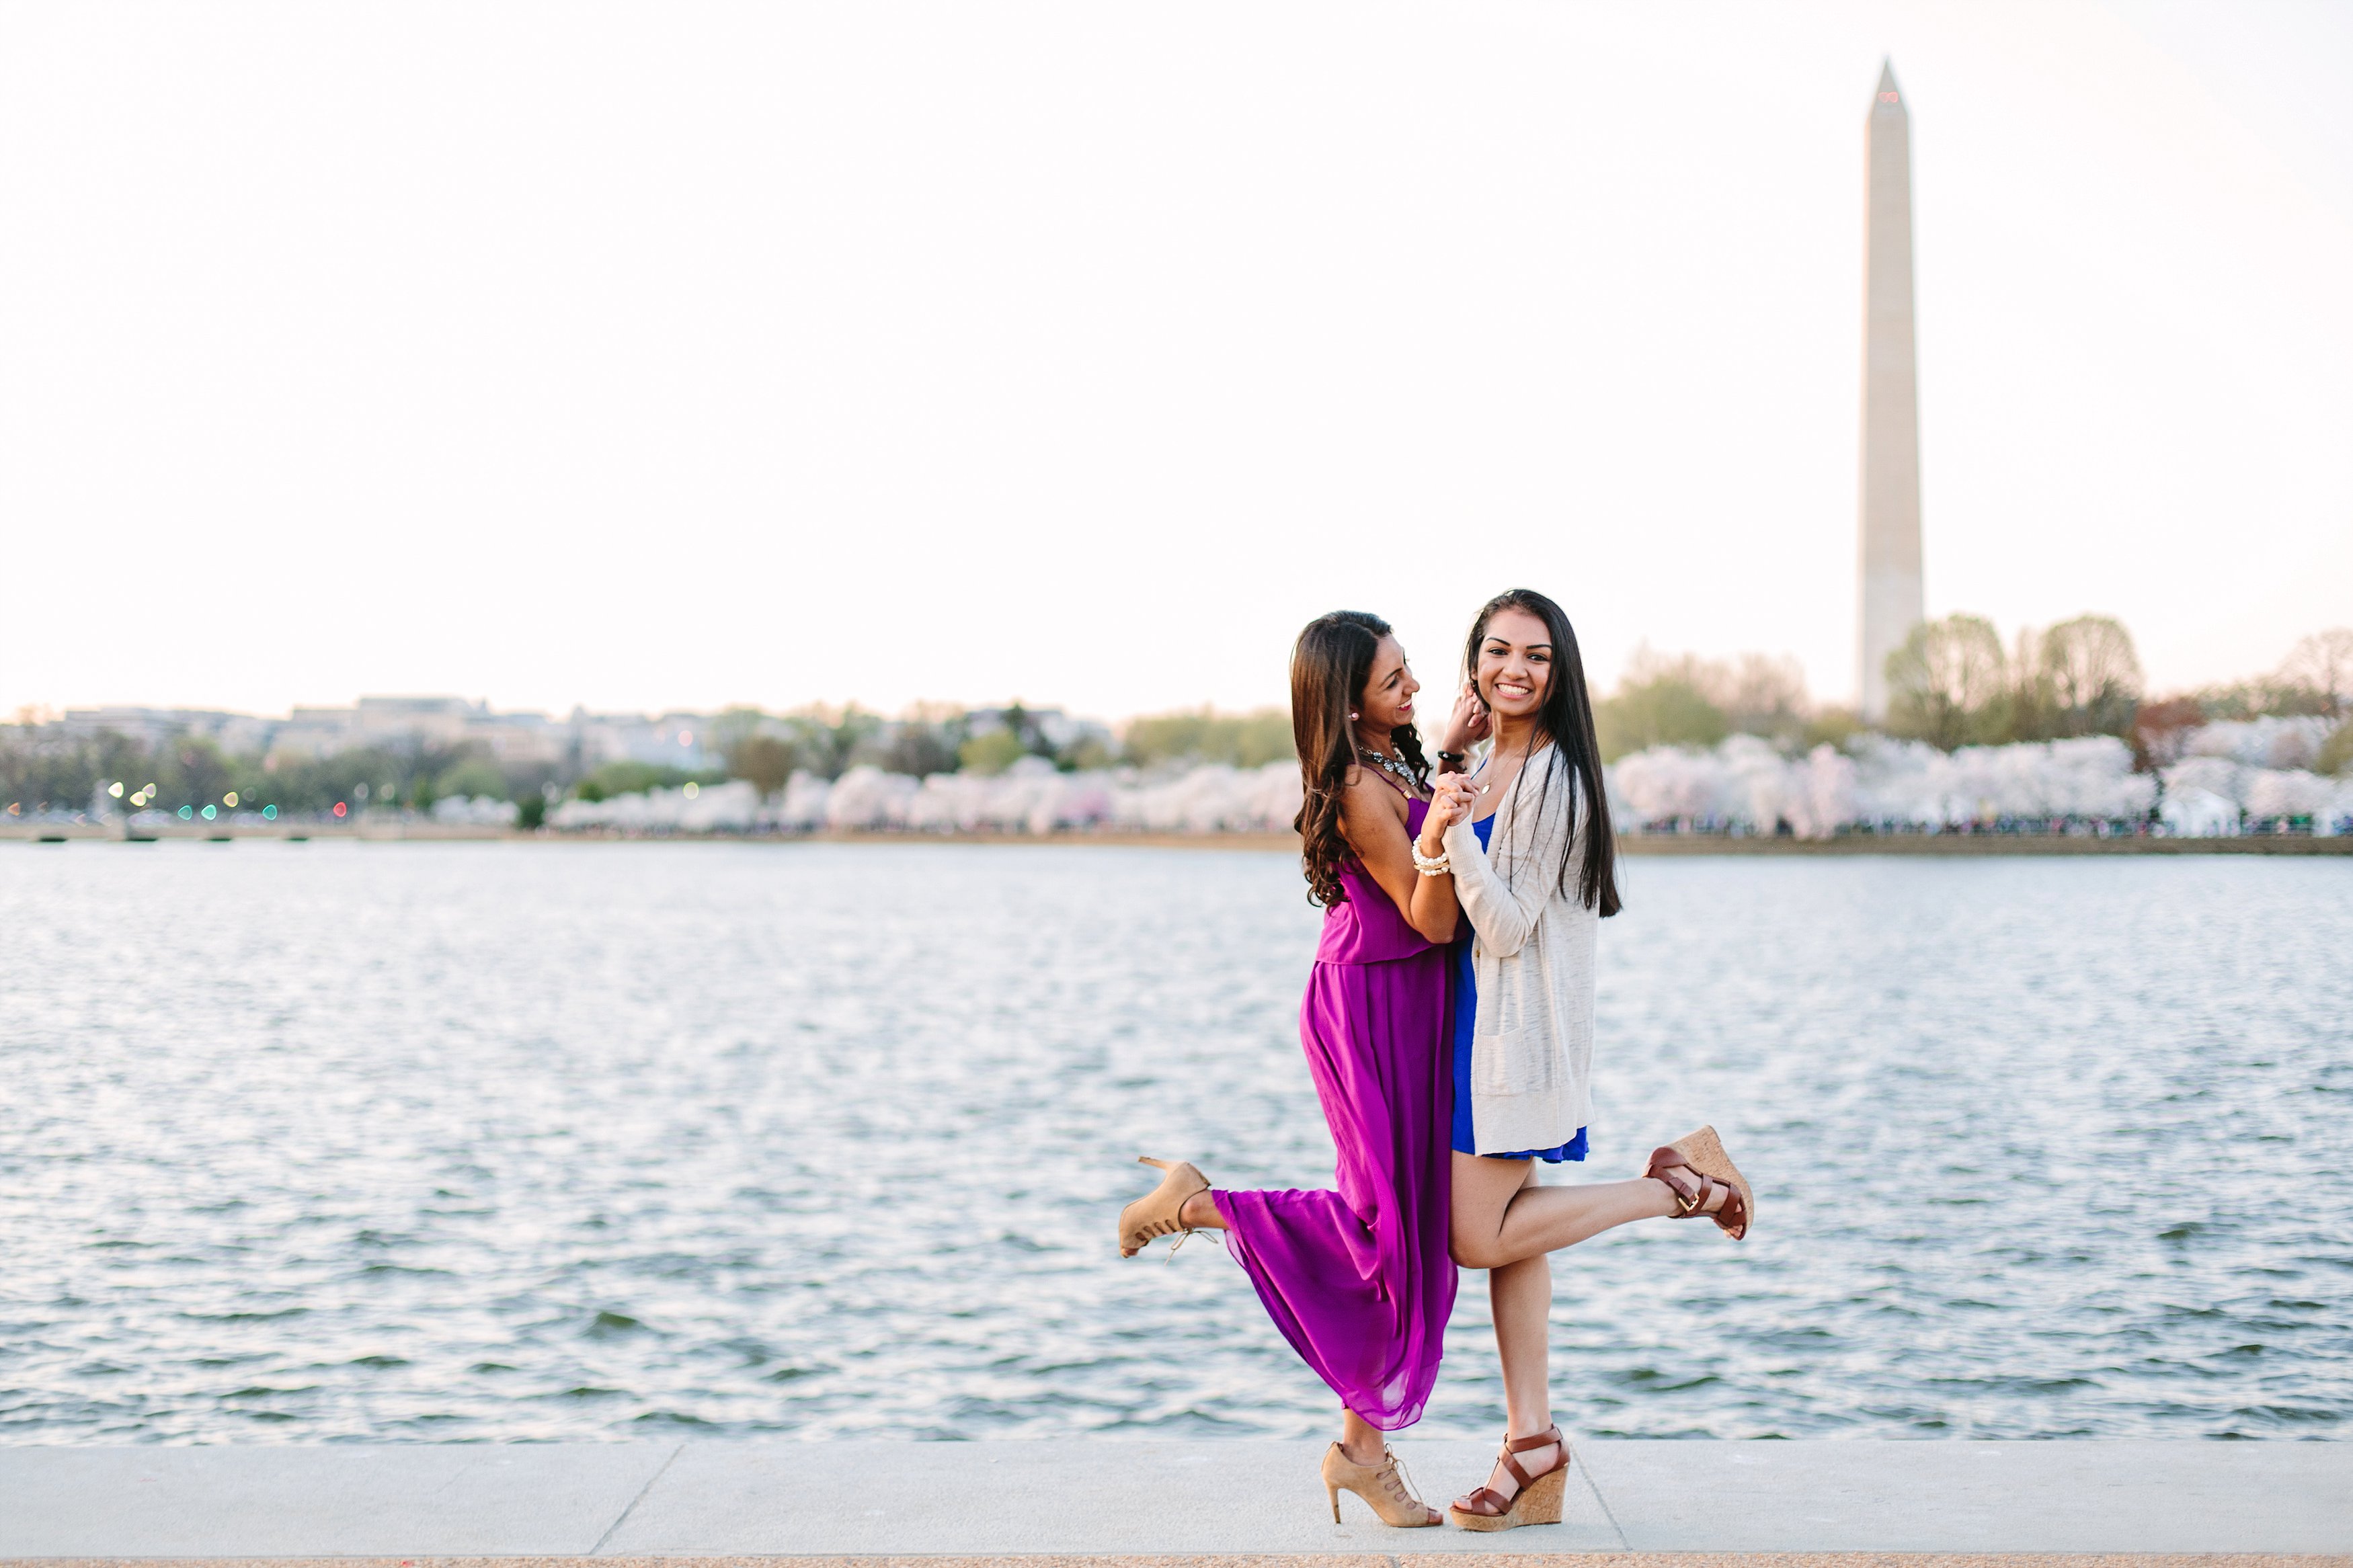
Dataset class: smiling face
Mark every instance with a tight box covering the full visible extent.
[1475,607,1554,726]
[1357,635,1421,739]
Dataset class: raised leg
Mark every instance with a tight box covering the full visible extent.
[1448,1151,1676,1272]
[1177,1190,1229,1231]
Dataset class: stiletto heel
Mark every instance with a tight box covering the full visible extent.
[1117,1155,1209,1257]
[1319,1441,1439,1527]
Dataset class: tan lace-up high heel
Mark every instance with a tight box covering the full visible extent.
[1320,1441,1440,1526]
[1117,1156,1209,1257]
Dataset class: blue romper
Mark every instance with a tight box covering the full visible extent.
[1449,814,1589,1163]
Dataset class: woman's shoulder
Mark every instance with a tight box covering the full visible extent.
[1509,742,1580,806]
[1340,768,1409,820]
[1496,745,1588,864]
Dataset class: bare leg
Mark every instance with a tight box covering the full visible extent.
[1466,1163,1565,1499]
[1177,1190,1230,1231]
[1339,1406,1386,1466]
[1492,1251,1554,1441]
[1449,1151,1710,1274]
[1449,1154,1727,1504]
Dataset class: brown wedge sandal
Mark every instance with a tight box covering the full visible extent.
[1320,1441,1441,1527]
[1117,1156,1209,1257]
[1447,1423,1570,1532]
[1646,1124,1753,1241]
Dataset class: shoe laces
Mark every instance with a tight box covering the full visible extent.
[1164,1225,1224,1260]
[1382,1446,1424,1506]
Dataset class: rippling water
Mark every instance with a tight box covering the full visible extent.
[2,841,2347,1442]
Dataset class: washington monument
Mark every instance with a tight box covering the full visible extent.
[1858,60,1924,722]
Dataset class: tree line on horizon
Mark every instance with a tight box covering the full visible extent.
[6,622,2349,819]
[0,698,1299,821]
[1601,618,2351,770]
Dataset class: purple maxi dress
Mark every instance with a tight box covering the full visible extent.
[1220,796,1457,1429]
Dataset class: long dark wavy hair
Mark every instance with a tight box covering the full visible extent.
[1291,610,1432,908]
[1464,589,1620,917]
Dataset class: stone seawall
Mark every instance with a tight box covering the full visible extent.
[2,1440,2348,1559]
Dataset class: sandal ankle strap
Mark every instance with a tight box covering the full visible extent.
[1489,1424,1564,1491]
[1505,1423,1562,1454]
[1651,1157,1733,1221]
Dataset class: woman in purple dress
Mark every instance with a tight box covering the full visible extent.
[1117,610,1470,1528]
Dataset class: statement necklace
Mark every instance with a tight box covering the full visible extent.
[1360,745,1422,791]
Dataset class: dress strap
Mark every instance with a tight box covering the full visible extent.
[1358,755,1425,802]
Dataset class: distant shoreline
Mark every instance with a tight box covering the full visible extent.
[6,823,2348,855]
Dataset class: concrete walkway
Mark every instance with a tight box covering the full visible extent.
[3,1441,2348,1559]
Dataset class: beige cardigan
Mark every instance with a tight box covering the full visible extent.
[1441,742,1597,1155]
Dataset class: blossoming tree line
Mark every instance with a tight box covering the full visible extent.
[5,623,2348,835]
[1595,620,2352,837]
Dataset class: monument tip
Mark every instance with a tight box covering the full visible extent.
[1873,59,1903,110]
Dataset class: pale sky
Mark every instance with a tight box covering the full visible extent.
[3,1,2348,723]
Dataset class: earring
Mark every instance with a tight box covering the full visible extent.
[1349,712,1359,720]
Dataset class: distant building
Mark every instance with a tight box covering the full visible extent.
[271,696,473,758]
[268,697,570,766]
[566,710,722,771]
[465,709,566,766]
[266,708,357,758]
[1858,61,1926,723]
[57,706,273,753]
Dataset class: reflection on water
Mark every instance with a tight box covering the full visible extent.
[1,842,2346,1442]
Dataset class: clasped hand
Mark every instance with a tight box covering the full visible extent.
[1419,770,1479,854]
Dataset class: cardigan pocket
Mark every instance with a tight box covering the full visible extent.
[1470,956,1564,1095]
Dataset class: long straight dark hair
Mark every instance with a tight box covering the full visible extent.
[1463,588,1620,917]
[1291,610,1431,907]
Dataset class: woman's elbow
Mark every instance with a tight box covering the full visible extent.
[1478,928,1531,959]
[1412,912,1461,945]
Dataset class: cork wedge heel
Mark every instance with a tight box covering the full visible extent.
[1647,1124,1753,1241]
[1447,1424,1570,1532]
